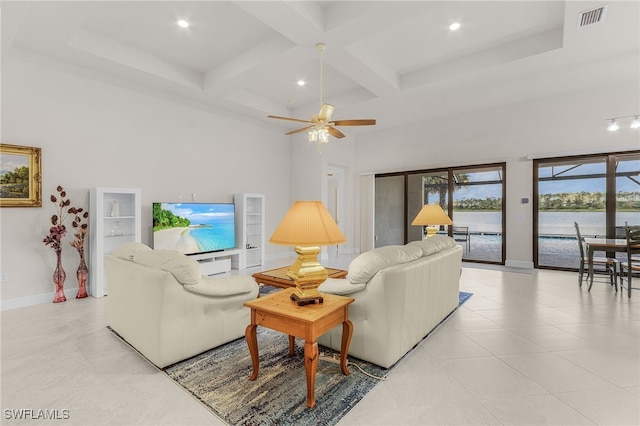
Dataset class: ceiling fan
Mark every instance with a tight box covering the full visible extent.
[268,43,376,145]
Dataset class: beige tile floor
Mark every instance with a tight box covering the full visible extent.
[1,257,639,425]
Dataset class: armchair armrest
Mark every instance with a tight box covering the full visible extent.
[319,278,366,296]
[184,275,257,297]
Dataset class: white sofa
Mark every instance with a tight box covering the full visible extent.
[318,235,462,368]
[104,242,259,368]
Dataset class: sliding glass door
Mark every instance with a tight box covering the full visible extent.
[615,152,640,234]
[374,175,404,247]
[407,172,449,241]
[452,166,504,263]
[375,163,506,264]
[534,151,640,269]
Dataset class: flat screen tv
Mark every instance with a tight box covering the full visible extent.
[152,202,236,255]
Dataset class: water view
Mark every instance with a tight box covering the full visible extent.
[452,211,639,267]
[453,211,640,236]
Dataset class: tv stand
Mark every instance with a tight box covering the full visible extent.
[191,249,242,275]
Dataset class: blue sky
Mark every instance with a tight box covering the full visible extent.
[0,154,27,176]
[160,202,235,225]
[453,163,639,199]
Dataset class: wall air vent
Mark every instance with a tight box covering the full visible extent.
[578,5,607,28]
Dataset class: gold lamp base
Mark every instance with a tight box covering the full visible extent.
[424,226,438,239]
[286,246,328,306]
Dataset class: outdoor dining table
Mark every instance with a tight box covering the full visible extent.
[584,238,628,290]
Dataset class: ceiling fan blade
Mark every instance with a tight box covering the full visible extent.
[327,126,346,139]
[331,119,376,126]
[268,115,313,124]
[318,103,335,121]
[285,125,315,135]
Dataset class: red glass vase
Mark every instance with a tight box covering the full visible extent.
[53,250,67,303]
[75,249,88,299]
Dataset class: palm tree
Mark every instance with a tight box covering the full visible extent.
[422,173,471,210]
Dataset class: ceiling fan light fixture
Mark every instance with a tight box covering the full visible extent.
[318,129,329,144]
[267,43,376,146]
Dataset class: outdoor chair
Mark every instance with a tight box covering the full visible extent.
[574,222,618,291]
[615,226,627,239]
[452,226,470,251]
[620,223,640,298]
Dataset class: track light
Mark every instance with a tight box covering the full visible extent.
[605,114,640,131]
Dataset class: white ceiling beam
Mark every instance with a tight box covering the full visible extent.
[401,27,564,91]
[320,2,445,98]
[1,2,28,54]
[203,35,294,91]
[68,28,203,90]
[233,1,422,100]
[233,1,324,45]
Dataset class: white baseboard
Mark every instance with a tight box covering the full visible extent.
[1,287,80,311]
[505,259,534,270]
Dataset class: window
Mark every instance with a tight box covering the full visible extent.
[534,151,640,269]
[375,163,506,264]
[452,166,505,263]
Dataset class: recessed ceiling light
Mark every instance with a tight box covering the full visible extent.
[177,20,190,28]
[449,22,461,31]
[297,80,306,86]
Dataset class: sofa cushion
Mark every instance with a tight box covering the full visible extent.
[184,275,256,297]
[132,249,201,285]
[348,244,422,284]
[407,235,456,257]
[112,242,153,261]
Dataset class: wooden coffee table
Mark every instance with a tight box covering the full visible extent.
[252,266,347,289]
[243,287,354,408]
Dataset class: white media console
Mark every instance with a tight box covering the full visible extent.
[190,249,243,275]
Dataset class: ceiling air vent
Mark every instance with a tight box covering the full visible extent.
[578,4,608,28]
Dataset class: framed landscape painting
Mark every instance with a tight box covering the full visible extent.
[0,144,42,207]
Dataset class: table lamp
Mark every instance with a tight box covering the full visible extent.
[411,204,452,239]
[269,200,346,305]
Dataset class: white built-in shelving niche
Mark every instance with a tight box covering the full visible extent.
[234,193,265,269]
[89,187,141,297]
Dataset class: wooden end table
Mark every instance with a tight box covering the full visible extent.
[252,266,347,289]
[243,287,354,408]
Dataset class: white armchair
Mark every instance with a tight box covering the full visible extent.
[104,243,258,368]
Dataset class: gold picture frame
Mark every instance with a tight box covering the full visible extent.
[0,144,42,207]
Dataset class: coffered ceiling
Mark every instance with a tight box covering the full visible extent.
[3,1,639,136]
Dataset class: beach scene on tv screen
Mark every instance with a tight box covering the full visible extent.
[153,203,235,254]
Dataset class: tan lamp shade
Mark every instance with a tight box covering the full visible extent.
[269,200,346,247]
[411,204,452,238]
[269,200,346,305]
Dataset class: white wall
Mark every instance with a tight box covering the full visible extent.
[325,137,357,254]
[1,56,292,306]
[352,81,640,267]
[288,136,359,254]
[3,54,638,307]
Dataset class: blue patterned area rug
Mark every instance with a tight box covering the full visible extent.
[459,291,473,305]
[163,291,472,426]
[164,328,386,426]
